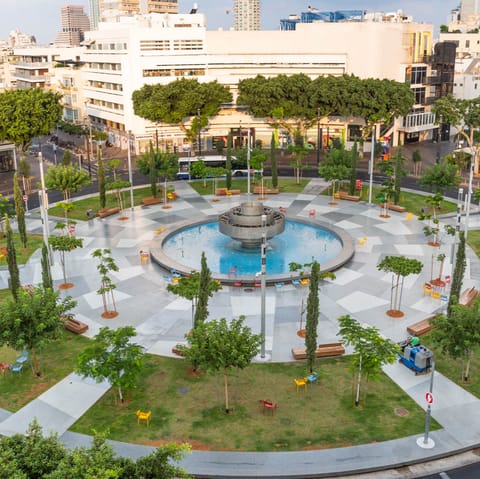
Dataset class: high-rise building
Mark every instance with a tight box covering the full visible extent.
[54,5,91,46]
[460,0,480,19]
[89,0,101,30]
[234,0,260,31]
[99,0,178,21]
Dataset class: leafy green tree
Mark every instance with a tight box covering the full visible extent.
[448,230,467,317]
[412,149,422,177]
[194,252,217,328]
[318,144,351,200]
[418,192,445,246]
[392,146,407,204]
[377,256,423,315]
[270,132,278,188]
[105,159,131,213]
[348,141,360,196]
[49,222,83,288]
[92,248,119,317]
[76,326,146,404]
[17,156,31,193]
[41,243,53,290]
[133,78,232,147]
[0,89,62,153]
[338,315,399,406]
[305,261,320,373]
[226,132,233,190]
[97,149,106,208]
[431,297,480,381]
[44,164,91,203]
[5,215,20,300]
[182,316,262,413]
[420,161,461,194]
[13,173,27,248]
[0,286,76,375]
[0,194,14,236]
[287,143,309,185]
[60,150,72,166]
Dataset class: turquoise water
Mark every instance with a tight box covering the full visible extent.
[162,221,343,275]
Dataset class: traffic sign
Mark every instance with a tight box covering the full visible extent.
[22,195,27,202]
[425,392,434,404]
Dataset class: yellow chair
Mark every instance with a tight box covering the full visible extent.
[357,236,367,245]
[431,291,441,299]
[136,410,151,427]
[300,278,309,286]
[139,251,150,264]
[405,212,414,221]
[294,378,307,392]
[423,283,433,296]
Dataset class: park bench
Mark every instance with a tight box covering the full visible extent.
[459,287,480,307]
[291,342,345,360]
[338,192,361,202]
[253,186,279,195]
[142,197,162,206]
[97,207,121,218]
[380,203,407,213]
[227,189,241,195]
[406,317,436,337]
[215,188,228,196]
[64,317,88,334]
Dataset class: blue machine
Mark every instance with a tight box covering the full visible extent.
[398,342,433,374]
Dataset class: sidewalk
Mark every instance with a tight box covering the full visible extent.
[1,182,480,477]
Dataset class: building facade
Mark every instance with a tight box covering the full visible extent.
[99,0,178,21]
[234,0,260,31]
[54,5,91,47]
[78,11,435,153]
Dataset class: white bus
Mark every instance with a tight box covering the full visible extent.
[176,156,261,180]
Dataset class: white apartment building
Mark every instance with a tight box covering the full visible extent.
[80,12,435,153]
[234,0,260,31]
[99,0,178,22]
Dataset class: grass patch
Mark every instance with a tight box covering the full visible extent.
[188,178,309,196]
[70,355,439,451]
[0,233,44,267]
[0,331,90,412]
[467,230,480,258]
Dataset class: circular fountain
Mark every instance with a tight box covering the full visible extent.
[218,202,285,248]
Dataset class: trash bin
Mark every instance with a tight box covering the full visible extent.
[86,209,94,220]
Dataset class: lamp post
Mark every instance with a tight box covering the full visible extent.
[127,130,134,210]
[465,156,475,239]
[247,127,251,197]
[368,127,375,205]
[84,117,93,178]
[316,108,322,167]
[260,213,267,358]
[197,108,201,157]
[38,152,53,264]
[417,360,435,449]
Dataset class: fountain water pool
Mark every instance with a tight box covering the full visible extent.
[162,220,345,276]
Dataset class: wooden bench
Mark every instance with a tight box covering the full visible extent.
[227,189,241,195]
[406,317,436,337]
[97,207,121,218]
[253,186,279,195]
[64,317,88,334]
[142,197,162,206]
[291,342,345,360]
[338,192,360,202]
[215,188,228,196]
[380,203,407,213]
[459,287,480,307]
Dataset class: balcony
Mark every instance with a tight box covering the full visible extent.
[400,112,436,133]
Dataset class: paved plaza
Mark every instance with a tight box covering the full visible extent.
[1,179,480,477]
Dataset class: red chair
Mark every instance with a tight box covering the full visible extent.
[259,400,277,416]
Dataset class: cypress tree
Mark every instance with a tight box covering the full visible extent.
[305,261,320,373]
[348,141,359,196]
[97,148,106,208]
[226,133,232,190]
[41,243,53,290]
[194,252,212,329]
[448,230,466,317]
[5,215,20,300]
[13,173,27,248]
[270,133,278,188]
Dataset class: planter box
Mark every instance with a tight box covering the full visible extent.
[64,317,88,334]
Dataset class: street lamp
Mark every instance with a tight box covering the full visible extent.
[126,130,134,211]
[260,213,267,358]
[38,152,53,264]
[197,108,201,157]
[368,127,375,205]
[465,157,475,239]
[316,108,322,166]
[247,127,251,197]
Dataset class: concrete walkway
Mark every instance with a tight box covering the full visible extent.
[1,181,480,477]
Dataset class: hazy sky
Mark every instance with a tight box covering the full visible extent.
[1,0,460,45]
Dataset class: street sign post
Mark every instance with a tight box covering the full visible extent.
[425,392,434,404]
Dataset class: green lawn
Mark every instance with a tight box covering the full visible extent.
[467,230,480,258]
[0,233,44,267]
[70,355,438,452]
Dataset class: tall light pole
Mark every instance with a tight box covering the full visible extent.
[368,127,375,205]
[127,130,134,211]
[197,108,201,157]
[465,156,475,239]
[260,213,267,358]
[247,127,251,197]
[38,152,53,264]
[316,108,321,167]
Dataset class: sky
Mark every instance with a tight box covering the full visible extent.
[0,0,460,45]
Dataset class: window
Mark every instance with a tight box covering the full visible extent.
[410,66,427,84]
[466,40,470,48]
[412,87,426,105]
[347,125,362,141]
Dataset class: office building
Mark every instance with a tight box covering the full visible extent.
[89,0,101,30]
[99,0,178,21]
[54,5,91,47]
[234,0,260,31]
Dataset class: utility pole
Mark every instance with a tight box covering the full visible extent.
[197,108,201,157]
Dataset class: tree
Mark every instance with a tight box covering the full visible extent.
[0,286,76,376]
[5,215,20,300]
[105,159,131,214]
[49,222,83,288]
[431,297,480,381]
[92,248,119,318]
[287,142,309,185]
[420,161,461,194]
[448,230,467,317]
[182,316,262,413]
[348,141,360,196]
[377,256,423,317]
[194,252,219,328]
[226,132,233,190]
[45,164,91,203]
[13,174,27,248]
[76,326,146,404]
[0,88,62,153]
[0,194,14,237]
[318,144,351,200]
[305,261,320,373]
[338,315,399,406]
[41,243,53,290]
[133,78,232,148]
[60,150,72,166]
[270,132,278,188]
[412,149,423,177]
[392,146,407,205]
[17,157,31,194]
